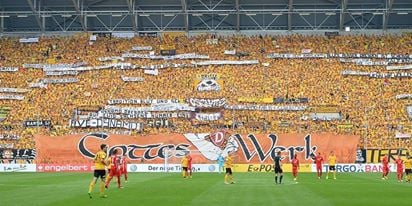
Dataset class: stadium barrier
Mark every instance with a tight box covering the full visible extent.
[234,164,312,173]
[0,163,400,173]
[311,163,398,173]
[127,164,218,173]
[36,164,94,172]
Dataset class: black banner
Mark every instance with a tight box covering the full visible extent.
[325,31,339,38]
[355,149,366,163]
[160,49,176,56]
[138,32,158,37]
[23,120,51,128]
[0,149,36,163]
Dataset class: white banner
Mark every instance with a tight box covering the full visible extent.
[309,112,342,121]
[127,164,219,173]
[41,78,78,84]
[41,63,134,72]
[395,132,411,139]
[0,164,37,172]
[0,143,14,149]
[29,82,47,88]
[69,118,142,131]
[267,53,327,59]
[407,106,412,119]
[268,53,412,59]
[206,39,218,45]
[301,49,312,54]
[189,98,226,108]
[92,63,134,70]
[0,134,19,140]
[195,112,222,121]
[342,70,412,78]
[224,50,236,55]
[0,67,18,72]
[339,58,389,66]
[98,56,125,62]
[0,95,24,100]
[108,98,180,105]
[387,65,412,70]
[19,38,39,43]
[95,110,191,119]
[140,63,192,70]
[123,53,209,60]
[192,60,259,66]
[395,94,412,100]
[124,112,190,119]
[105,103,196,112]
[144,69,159,76]
[112,32,135,38]
[131,46,153,51]
[224,104,307,111]
[44,71,79,76]
[121,76,144,82]
[0,88,30,93]
[43,62,87,71]
[22,64,44,69]
[23,62,87,70]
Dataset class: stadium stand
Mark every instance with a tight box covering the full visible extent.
[0,33,412,153]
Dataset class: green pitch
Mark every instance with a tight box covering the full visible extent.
[0,172,410,206]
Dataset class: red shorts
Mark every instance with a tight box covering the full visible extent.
[292,167,298,173]
[316,165,322,170]
[397,170,403,174]
[382,166,389,172]
[109,168,120,177]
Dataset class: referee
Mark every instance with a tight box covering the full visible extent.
[274,151,283,184]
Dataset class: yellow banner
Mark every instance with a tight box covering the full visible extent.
[162,32,186,38]
[233,164,312,173]
[238,97,273,103]
[47,58,56,64]
[337,124,353,129]
[366,149,411,163]
[160,44,176,50]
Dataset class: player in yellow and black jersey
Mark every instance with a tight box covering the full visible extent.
[326,151,337,180]
[404,155,412,183]
[224,152,235,184]
[88,144,108,198]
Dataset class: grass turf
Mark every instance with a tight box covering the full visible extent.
[0,172,410,206]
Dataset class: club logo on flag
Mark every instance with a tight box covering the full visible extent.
[208,130,229,148]
[196,79,221,92]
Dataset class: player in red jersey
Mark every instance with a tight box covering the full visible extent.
[395,155,403,182]
[186,152,193,178]
[381,154,389,180]
[314,152,324,179]
[105,149,123,189]
[120,155,128,183]
[291,154,300,181]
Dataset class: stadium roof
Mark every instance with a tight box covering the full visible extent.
[0,0,412,34]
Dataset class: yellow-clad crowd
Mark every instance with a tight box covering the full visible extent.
[0,33,411,150]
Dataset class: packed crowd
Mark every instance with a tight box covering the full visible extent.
[0,33,411,150]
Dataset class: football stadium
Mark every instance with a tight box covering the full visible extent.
[0,0,412,205]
